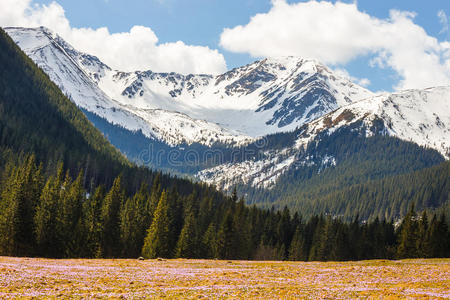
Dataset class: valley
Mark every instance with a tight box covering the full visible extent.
[0,1,449,298]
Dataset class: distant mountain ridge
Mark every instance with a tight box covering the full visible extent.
[5,26,373,146]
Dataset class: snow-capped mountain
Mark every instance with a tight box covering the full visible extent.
[293,86,450,157]
[5,27,252,146]
[100,56,373,137]
[5,27,449,193]
[198,86,450,190]
[5,26,373,145]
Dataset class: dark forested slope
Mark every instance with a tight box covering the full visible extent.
[241,124,448,221]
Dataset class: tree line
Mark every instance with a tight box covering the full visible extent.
[0,155,448,260]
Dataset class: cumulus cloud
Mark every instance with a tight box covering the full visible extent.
[0,0,227,74]
[220,0,450,90]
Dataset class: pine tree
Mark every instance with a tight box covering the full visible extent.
[417,210,429,257]
[231,187,238,203]
[276,206,292,259]
[428,213,449,258]
[289,226,305,261]
[308,216,325,261]
[0,155,42,256]
[331,223,350,261]
[397,204,419,258]
[216,209,236,259]
[167,187,183,252]
[84,185,104,258]
[61,170,85,257]
[34,175,61,257]
[101,175,125,257]
[317,217,336,261]
[0,164,20,256]
[233,198,252,259]
[175,212,199,258]
[142,191,171,258]
[120,184,149,258]
[149,173,162,219]
[202,222,218,258]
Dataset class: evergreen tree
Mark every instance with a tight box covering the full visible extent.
[142,191,171,258]
[428,213,449,258]
[397,204,419,258]
[101,175,125,257]
[331,223,350,261]
[167,187,183,253]
[120,184,149,258]
[276,206,292,259]
[216,209,237,259]
[84,185,104,258]
[34,173,63,257]
[61,170,85,257]
[175,212,199,258]
[0,156,41,256]
[149,174,162,221]
[308,216,325,261]
[417,211,430,258]
[202,222,218,259]
[289,226,306,261]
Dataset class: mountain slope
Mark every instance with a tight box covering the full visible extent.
[100,56,373,137]
[293,87,450,158]
[5,27,373,145]
[0,27,128,181]
[5,27,252,147]
[281,160,450,221]
[242,132,447,221]
[0,26,222,193]
[198,86,450,190]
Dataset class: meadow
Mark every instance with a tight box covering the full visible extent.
[0,257,448,299]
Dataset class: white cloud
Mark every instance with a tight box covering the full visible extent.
[438,10,449,35]
[0,0,227,74]
[220,0,450,90]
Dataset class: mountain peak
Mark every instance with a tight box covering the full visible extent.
[6,27,374,142]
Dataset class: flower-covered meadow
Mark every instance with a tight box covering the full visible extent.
[0,257,448,299]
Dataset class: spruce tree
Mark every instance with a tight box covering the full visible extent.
[120,184,149,258]
[142,191,171,258]
[84,185,105,258]
[289,227,305,261]
[101,175,125,257]
[216,209,236,259]
[308,216,325,261]
[0,155,41,256]
[202,222,218,258]
[428,213,449,258]
[167,188,183,252]
[62,170,85,257]
[417,210,429,257]
[34,175,61,257]
[397,204,419,258]
[175,212,199,258]
[149,173,162,219]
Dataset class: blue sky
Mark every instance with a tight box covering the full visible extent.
[2,0,450,91]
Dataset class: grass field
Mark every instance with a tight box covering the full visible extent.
[0,257,449,299]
